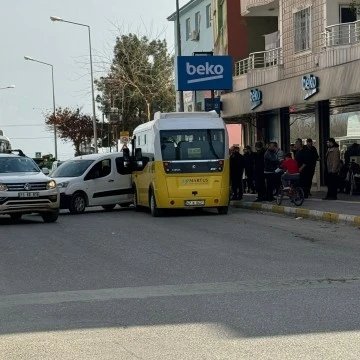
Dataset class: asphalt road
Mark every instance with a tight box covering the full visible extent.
[1,207,360,359]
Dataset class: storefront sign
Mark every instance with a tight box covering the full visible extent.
[204,98,221,114]
[177,56,233,91]
[302,74,319,100]
[250,89,262,110]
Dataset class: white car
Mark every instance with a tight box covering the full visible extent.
[0,153,60,222]
[51,153,133,214]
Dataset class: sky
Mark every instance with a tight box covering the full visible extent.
[0,0,187,160]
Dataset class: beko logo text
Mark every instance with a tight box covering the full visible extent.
[186,62,224,84]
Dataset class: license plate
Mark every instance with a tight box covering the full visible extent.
[185,200,205,206]
[19,192,40,198]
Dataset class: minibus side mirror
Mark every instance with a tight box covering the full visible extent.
[123,147,131,162]
[135,148,142,161]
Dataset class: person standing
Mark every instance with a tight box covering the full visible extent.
[305,139,319,196]
[243,145,256,194]
[324,138,341,200]
[274,142,284,194]
[230,146,244,200]
[264,142,280,202]
[290,143,296,159]
[254,142,266,202]
[295,139,312,198]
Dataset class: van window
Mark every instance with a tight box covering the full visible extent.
[85,159,111,180]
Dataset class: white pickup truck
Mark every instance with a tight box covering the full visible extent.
[0,151,60,222]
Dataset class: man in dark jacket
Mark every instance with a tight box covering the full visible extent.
[305,139,319,196]
[264,142,280,201]
[254,142,266,202]
[243,145,256,193]
[295,139,312,198]
[324,138,341,200]
[230,146,244,200]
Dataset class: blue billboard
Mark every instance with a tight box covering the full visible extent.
[177,56,233,91]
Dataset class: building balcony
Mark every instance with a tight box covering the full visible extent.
[320,20,360,68]
[233,47,283,91]
[241,0,278,16]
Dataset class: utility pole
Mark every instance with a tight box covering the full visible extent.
[176,0,184,112]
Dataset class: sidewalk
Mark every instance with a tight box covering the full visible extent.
[231,190,360,227]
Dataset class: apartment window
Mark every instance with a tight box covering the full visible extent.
[294,7,311,53]
[206,4,212,28]
[195,12,201,33]
[340,5,358,23]
[186,18,191,40]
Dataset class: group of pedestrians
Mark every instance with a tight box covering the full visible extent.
[229,137,341,202]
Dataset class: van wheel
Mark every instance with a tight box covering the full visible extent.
[217,206,229,215]
[69,193,86,214]
[42,211,59,223]
[102,204,116,211]
[150,191,162,217]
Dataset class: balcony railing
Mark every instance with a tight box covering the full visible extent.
[325,20,360,47]
[241,0,276,16]
[233,48,283,90]
[234,48,283,76]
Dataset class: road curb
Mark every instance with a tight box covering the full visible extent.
[231,201,360,227]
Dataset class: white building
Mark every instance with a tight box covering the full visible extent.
[168,0,215,112]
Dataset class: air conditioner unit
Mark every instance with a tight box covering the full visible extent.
[190,30,199,41]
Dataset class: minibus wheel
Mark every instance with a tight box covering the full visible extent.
[133,186,140,212]
[150,190,162,217]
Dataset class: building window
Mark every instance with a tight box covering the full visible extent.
[340,5,358,23]
[195,11,201,34]
[294,7,311,53]
[206,4,212,28]
[186,18,191,40]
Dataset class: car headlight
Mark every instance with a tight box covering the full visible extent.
[0,184,8,191]
[47,180,57,190]
[57,181,69,189]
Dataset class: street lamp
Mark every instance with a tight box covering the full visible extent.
[0,85,15,90]
[50,15,98,153]
[176,0,184,112]
[24,56,58,160]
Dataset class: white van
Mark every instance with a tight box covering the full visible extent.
[51,153,133,214]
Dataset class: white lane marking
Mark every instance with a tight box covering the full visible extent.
[0,277,359,308]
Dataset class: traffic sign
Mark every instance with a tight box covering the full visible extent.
[120,136,129,144]
[35,152,41,158]
[120,131,130,137]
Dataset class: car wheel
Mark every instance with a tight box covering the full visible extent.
[102,204,116,211]
[150,190,162,217]
[69,193,86,214]
[10,213,22,222]
[41,211,59,223]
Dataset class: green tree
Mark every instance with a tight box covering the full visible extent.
[45,107,99,156]
[96,33,175,133]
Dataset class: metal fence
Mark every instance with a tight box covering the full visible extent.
[234,48,283,77]
[325,20,360,47]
